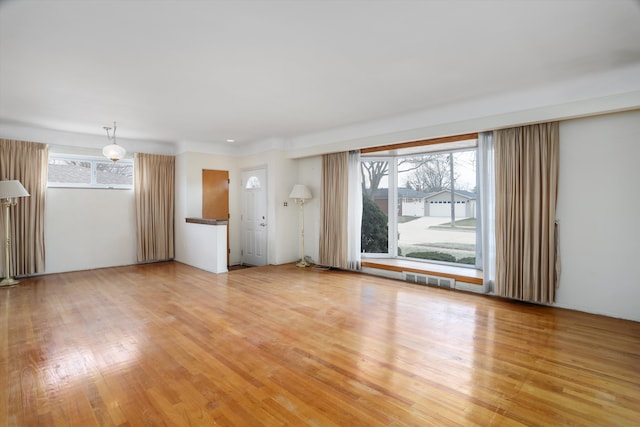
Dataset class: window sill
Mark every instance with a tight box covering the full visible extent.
[361,258,483,285]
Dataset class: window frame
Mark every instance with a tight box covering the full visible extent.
[47,153,134,189]
[361,136,481,269]
[360,156,394,258]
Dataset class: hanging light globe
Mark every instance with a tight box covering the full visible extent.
[102,121,126,162]
[103,143,126,162]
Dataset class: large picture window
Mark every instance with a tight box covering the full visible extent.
[361,137,479,268]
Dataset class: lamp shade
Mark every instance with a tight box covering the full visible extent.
[103,143,126,162]
[0,180,30,199]
[289,184,312,200]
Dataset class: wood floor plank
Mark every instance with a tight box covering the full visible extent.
[1,261,639,426]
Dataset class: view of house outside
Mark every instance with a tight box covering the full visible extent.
[48,155,134,188]
[361,149,477,266]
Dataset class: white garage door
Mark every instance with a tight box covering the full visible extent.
[429,201,466,217]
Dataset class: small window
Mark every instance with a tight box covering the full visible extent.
[48,154,133,189]
[245,176,261,189]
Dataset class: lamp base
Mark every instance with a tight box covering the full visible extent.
[296,259,310,268]
[0,277,20,287]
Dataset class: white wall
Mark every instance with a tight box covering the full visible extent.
[0,121,175,157]
[238,150,299,265]
[4,106,640,322]
[174,151,241,266]
[286,66,640,159]
[555,110,640,321]
[296,156,322,264]
[0,125,174,274]
[45,188,137,274]
[1,125,300,272]
[270,153,300,265]
[296,110,640,321]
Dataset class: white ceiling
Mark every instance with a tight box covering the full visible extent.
[1,0,640,147]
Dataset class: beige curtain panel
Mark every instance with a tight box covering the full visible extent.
[0,139,48,277]
[134,153,175,263]
[494,122,559,304]
[319,152,349,269]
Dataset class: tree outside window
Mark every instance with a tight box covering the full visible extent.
[360,147,478,267]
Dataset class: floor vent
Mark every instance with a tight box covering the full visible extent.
[403,271,455,289]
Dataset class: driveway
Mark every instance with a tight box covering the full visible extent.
[397,216,476,258]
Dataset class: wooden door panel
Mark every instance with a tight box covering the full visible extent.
[203,170,229,219]
[202,169,229,265]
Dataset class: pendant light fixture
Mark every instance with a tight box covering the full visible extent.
[102,121,126,162]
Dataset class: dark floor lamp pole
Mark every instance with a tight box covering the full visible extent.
[0,180,30,287]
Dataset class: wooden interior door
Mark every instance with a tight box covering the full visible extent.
[202,169,229,265]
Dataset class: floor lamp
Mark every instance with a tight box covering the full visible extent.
[0,180,30,287]
[289,184,312,267]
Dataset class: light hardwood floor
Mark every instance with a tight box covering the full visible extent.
[1,262,639,426]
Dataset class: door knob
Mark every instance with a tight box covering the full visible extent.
[260,222,267,227]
